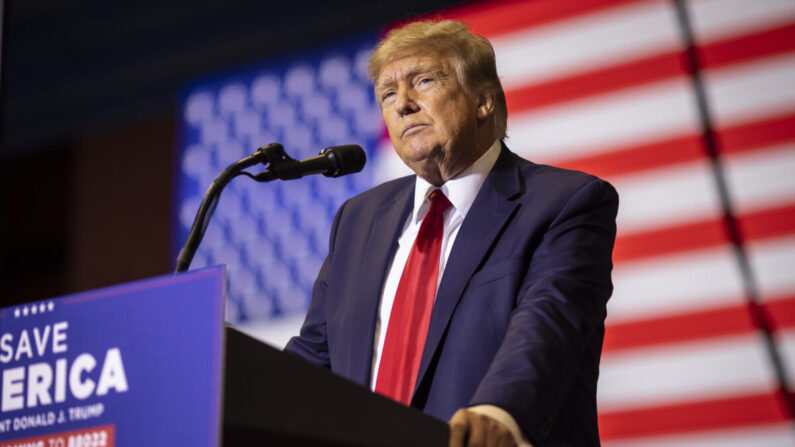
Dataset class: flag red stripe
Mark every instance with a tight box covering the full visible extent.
[614,217,726,263]
[552,112,795,179]
[506,24,795,115]
[604,301,755,352]
[444,0,643,39]
[767,295,795,331]
[738,203,795,243]
[506,52,684,114]
[614,203,795,263]
[555,134,705,178]
[604,296,795,352]
[718,112,795,155]
[599,391,793,440]
[700,23,795,69]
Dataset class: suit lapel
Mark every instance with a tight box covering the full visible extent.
[347,179,414,385]
[413,147,523,399]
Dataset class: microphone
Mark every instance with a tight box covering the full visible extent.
[175,142,366,273]
[254,144,366,181]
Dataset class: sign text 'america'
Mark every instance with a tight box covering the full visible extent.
[1,322,129,413]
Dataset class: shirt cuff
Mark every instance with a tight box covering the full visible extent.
[467,405,532,447]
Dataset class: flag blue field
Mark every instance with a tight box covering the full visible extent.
[176,32,383,326]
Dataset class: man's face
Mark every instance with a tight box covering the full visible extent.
[375,52,485,185]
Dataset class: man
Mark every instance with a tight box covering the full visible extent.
[285,20,618,447]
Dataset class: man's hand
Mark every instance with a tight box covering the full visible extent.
[448,408,517,447]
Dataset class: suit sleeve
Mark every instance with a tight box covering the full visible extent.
[282,200,348,368]
[468,177,618,443]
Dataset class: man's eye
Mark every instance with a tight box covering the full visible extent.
[382,91,395,101]
[419,77,434,85]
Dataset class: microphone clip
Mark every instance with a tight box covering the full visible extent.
[252,143,301,182]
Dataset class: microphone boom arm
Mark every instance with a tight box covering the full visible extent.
[174,143,284,273]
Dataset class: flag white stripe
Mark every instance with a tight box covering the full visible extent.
[690,0,795,43]
[725,143,795,215]
[509,77,699,162]
[597,332,778,411]
[609,236,795,323]
[608,245,744,323]
[748,235,795,300]
[492,0,680,90]
[612,159,721,234]
[610,142,795,235]
[706,54,795,128]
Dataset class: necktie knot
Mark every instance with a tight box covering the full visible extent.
[427,189,452,217]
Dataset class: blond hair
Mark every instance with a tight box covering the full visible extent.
[368,20,508,139]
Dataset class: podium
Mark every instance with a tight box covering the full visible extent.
[225,327,448,446]
[0,268,447,446]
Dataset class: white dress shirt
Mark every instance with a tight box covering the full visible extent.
[369,140,533,446]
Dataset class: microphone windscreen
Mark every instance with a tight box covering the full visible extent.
[322,145,366,177]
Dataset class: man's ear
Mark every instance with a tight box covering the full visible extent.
[476,89,496,121]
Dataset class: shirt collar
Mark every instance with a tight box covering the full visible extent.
[411,139,502,223]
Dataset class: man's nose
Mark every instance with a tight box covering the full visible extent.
[396,88,419,116]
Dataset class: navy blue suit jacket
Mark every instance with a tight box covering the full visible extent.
[285,145,618,446]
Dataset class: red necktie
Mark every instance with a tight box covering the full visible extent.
[376,189,452,405]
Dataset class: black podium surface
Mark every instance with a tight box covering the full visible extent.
[223,327,449,446]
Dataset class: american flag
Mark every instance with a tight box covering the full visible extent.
[406,0,795,444]
[178,0,795,443]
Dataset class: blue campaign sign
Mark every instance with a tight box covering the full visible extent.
[0,267,227,446]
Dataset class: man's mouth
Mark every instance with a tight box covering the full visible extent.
[401,123,427,137]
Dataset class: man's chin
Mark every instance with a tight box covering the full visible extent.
[405,163,446,186]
